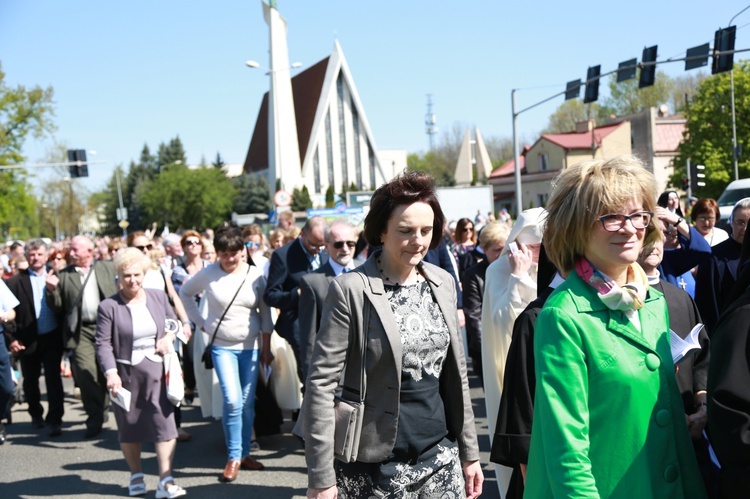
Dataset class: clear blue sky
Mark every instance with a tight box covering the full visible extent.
[2,0,748,193]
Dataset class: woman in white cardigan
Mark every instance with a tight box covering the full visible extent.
[481,207,544,499]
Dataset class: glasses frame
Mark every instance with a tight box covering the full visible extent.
[184,240,201,246]
[332,240,357,249]
[598,211,654,232]
[135,244,153,252]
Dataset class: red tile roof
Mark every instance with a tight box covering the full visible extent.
[542,122,624,150]
[653,122,685,153]
[244,57,330,173]
[490,154,524,178]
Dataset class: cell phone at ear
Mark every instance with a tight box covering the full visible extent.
[508,242,518,254]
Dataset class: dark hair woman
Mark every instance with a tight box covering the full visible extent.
[299,171,482,499]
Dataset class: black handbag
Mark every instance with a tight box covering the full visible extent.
[201,265,251,370]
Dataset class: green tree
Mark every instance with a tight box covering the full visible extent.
[232,174,272,214]
[0,64,56,238]
[138,163,235,229]
[155,136,186,172]
[90,164,126,236]
[325,185,335,207]
[212,152,225,169]
[407,152,455,186]
[291,185,312,212]
[543,99,607,133]
[601,71,673,116]
[672,61,750,199]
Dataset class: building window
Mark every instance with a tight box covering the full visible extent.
[337,75,349,189]
[352,99,362,189]
[325,109,335,189]
[537,193,549,207]
[313,146,321,194]
[538,153,549,171]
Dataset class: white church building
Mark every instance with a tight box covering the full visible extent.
[243,2,404,201]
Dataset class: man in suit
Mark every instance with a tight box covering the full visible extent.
[298,221,359,382]
[48,235,118,438]
[5,239,64,437]
[264,216,328,380]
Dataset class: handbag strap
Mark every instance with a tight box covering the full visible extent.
[72,261,97,308]
[206,263,251,349]
[342,272,368,404]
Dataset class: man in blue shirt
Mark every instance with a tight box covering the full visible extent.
[5,239,64,437]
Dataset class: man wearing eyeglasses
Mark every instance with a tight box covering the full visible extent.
[695,197,750,332]
[298,221,360,383]
[264,217,328,383]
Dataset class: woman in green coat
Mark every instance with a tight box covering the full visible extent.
[524,156,706,498]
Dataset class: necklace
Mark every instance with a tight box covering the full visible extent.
[377,257,422,287]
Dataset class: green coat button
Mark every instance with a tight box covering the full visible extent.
[656,409,671,426]
[664,464,679,482]
[645,353,660,371]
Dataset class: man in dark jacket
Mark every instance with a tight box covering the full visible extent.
[5,239,64,437]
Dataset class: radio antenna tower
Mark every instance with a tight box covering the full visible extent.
[425,94,438,150]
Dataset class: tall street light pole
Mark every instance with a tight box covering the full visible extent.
[728,5,750,181]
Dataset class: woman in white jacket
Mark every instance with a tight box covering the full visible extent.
[481,207,544,499]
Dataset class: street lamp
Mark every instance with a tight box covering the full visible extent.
[246,60,302,74]
[728,5,750,181]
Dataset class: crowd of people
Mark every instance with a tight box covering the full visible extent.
[1,157,750,497]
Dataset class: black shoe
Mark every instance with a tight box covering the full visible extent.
[84,425,102,438]
[48,424,62,437]
[31,417,45,429]
[0,423,6,444]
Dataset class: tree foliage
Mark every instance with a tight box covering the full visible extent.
[543,99,607,134]
[0,64,56,238]
[672,61,750,199]
[291,185,313,212]
[325,185,335,207]
[137,163,235,230]
[232,174,272,214]
[156,136,186,171]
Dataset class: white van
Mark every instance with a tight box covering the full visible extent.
[717,178,750,225]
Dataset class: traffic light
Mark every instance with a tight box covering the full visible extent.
[639,45,658,88]
[713,26,736,74]
[584,65,601,103]
[565,79,581,100]
[690,163,706,192]
[67,149,88,178]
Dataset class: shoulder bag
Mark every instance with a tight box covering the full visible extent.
[333,272,369,463]
[201,264,251,370]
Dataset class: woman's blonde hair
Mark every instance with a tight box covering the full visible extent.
[114,247,151,276]
[543,155,659,273]
[479,221,511,250]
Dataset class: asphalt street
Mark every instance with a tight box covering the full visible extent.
[0,372,499,498]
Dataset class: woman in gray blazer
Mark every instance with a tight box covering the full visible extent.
[95,248,186,498]
[300,171,483,499]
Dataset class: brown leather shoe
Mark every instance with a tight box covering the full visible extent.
[221,460,240,482]
[240,456,265,471]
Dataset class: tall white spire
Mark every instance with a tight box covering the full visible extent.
[263,0,301,195]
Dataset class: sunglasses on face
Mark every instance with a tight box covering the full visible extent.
[135,244,153,251]
[184,240,201,246]
[245,241,261,248]
[332,241,357,249]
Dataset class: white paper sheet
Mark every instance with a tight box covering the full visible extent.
[670,323,703,364]
[109,387,132,412]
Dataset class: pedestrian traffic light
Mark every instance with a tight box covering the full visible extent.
[67,149,88,178]
[639,45,658,88]
[584,65,601,104]
[690,163,706,191]
[713,26,736,74]
[617,58,637,82]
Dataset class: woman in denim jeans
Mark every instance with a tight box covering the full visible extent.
[179,227,274,482]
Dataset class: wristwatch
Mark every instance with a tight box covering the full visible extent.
[676,216,685,226]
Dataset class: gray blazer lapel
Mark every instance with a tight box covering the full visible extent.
[422,263,458,334]
[361,256,402,378]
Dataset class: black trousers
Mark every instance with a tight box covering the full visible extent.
[0,334,14,419]
[19,329,64,425]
